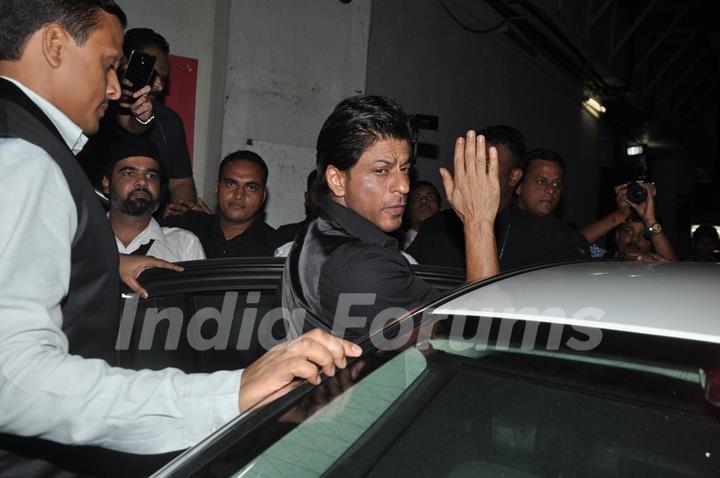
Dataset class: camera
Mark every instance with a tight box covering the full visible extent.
[624,144,650,204]
[626,181,648,204]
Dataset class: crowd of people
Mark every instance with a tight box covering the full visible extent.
[0,0,717,472]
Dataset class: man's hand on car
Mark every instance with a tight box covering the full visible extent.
[118,253,184,299]
[238,328,363,412]
[624,250,671,263]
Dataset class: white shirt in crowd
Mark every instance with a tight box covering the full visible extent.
[0,76,240,454]
[113,216,205,262]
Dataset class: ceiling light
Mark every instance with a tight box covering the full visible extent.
[583,97,606,117]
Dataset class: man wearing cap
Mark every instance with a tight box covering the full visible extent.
[102,134,204,262]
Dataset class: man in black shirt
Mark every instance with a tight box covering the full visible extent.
[122,28,196,215]
[77,28,197,215]
[409,140,588,270]
[162,150,281,257]
[508,148,588,264]
[282,95,501,339]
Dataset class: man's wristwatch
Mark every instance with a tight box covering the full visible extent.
[645,223,663,238]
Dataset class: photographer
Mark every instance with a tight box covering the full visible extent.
[582,182,677,262]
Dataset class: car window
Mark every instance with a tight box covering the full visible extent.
[233,348,428,477]
[160,317,720,478]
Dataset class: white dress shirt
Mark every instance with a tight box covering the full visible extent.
[114,217,206,262]
[0,77,240,454]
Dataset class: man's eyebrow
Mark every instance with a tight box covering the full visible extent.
[373,159,396,166]
[118,166,138,172]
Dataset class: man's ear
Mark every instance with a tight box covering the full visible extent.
[326,165,346,198]
[262,188,268,203]
[42,24,70,68]
[509,168,523,188]
[101,176,111,195]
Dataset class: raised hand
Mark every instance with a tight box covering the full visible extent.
[439,130,500,226]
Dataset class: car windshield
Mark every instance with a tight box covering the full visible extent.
[163,318,720,478]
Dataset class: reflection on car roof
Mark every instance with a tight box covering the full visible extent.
[434,261,720,344]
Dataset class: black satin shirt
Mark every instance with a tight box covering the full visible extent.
[281,195,439,340]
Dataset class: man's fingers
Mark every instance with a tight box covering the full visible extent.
[303,329,361,368]
[286,357,322,385]
[194,198,212,214]
[147,257,184,272]
[340,338,362,359]
[165,203,190,216]
[133,85,152,98]
[122,275,148,299]
[464,130,478,178]
[644,182,657,197]
[439,168,454,199]
[302,329,357,370]
[452,136,466,183]
[487,145,498,178]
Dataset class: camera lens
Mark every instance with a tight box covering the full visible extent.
[626,182,647,204]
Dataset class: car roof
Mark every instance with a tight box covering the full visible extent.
[433,261,720,344]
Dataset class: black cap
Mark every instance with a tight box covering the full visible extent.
[101,133,164,178]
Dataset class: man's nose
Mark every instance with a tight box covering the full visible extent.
[107,70,121,101]
[393,171,410,195]
[134,174,148,187]
[152,75,164,94]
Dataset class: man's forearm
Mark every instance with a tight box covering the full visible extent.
[464,220,499,283]
[582,211,628,243]
[651,232,678,261]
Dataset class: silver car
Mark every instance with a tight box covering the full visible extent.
[153,260,720,478]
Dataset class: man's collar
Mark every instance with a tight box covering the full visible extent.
[109,214,167,245]
[144,217,168,243]
[317,195,399,249]
[0,76,88,154]
[212,213,264,241]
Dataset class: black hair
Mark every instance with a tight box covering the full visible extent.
[409,180,441,204]
[693,224,719,242]
[476,125,526,170]
[218,150,269,185]
[0,0,126,61]
[523,148,566,177]
[306,169,318,192]
[123,27,170,59]
[316,95,412,194]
